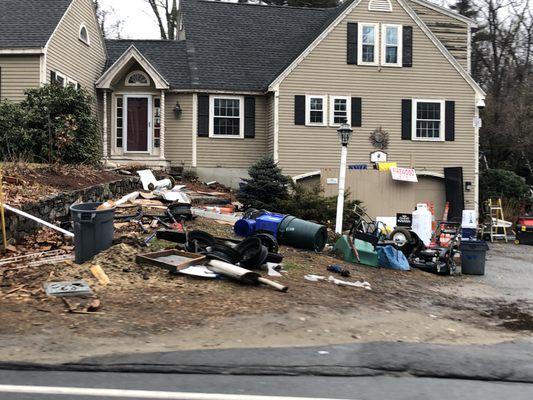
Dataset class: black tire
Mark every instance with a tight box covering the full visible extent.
[185,230,215,252]
[240,245,269,270]
[206,244,242,265]
[252,232,279,253]
[266,252,284,264]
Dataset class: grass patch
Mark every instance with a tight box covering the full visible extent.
[283,262,302,271]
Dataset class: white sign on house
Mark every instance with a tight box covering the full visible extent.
[327,178,338,185]
[390,167,418,183]
[370,150,388,163]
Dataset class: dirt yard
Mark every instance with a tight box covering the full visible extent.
[1,214,532,364]
[1,163,125,206]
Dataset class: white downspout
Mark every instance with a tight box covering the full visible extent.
[192,93,198,167]
[474,98,482,217]
[273,89,280,163]
[102,91,108,160]
[160,90,166,161]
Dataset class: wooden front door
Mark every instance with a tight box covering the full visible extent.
[126,97,150,152]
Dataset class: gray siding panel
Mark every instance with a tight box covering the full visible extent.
[0,55,41,101]
[277,0,477,208]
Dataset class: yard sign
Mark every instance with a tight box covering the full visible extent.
[390,167,418,183]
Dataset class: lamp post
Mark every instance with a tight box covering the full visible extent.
[335,122,353,234]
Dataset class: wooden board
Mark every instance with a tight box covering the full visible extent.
[136,250,206,272]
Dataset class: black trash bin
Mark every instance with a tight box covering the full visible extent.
[70,202,115,264]
[460,240,489,275]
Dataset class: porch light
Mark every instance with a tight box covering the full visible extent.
[337,121,353,147]
[335,121,354,234]
[174,102,182,118]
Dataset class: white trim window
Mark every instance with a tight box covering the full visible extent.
[358,23,379,65]
[412,99,445,141]
[79,23,90,46]
[209,95,244,138]
[329,96,351,126]
[305,95,327,126]
[125,71,150,86]
[66,77,78,89]
[115,95,124,148]
[54,71,66,86]
[382,24,402,66]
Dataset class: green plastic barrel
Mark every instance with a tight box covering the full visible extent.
[278,215,328,252]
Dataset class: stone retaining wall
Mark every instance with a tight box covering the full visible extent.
[2,177,141,242]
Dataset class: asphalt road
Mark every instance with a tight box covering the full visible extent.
[0,370,532,400]
[1,342,533,399]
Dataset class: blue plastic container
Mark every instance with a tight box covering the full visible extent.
[255,214,285,238]
[234,219,257,237]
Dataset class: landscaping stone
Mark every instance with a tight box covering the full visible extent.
[3,177,140,241]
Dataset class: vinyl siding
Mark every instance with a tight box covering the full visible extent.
[408,0,470,71]
[196,95,268,169]
[0,55,41,101]
[165,93,193,166]
[277,0,477,208]
[46,0,106,99]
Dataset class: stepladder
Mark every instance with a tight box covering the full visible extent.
[487,198,509,242]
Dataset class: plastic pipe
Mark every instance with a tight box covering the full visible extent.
[3,204,74,237]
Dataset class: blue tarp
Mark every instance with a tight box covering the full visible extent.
[377,245,410,271]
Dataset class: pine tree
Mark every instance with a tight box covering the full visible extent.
[237,156,290,211]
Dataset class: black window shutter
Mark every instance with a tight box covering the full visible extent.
[244,96,255,138]
[445,101,455,141]
[401,99,412,140]
[50,70,56,84]
[351,97,362,127]
[197,94,210,137]
[402,26,413,67]
[294,95,305,125]
[347,22,358,65]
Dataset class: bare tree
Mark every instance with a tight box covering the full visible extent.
[470,0,533,182]
[93,0,124,39]
[144,0,179,40]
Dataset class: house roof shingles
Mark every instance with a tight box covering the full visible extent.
[0,0,73,48]
[105,39,191,89]
[180,0,356,92]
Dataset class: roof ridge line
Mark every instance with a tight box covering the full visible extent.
[191,0,335,11]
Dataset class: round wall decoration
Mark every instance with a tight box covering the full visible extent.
[369,127,390,150]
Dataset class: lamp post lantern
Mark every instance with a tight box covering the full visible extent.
[335,121,353,234]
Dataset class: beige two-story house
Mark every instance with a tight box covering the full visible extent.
[1,0,484,220]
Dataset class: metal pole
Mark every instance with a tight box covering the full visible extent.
[335,145,348,234]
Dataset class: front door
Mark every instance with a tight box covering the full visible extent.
[125,96,151,152]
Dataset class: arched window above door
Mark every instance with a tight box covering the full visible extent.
[125,71,150,86]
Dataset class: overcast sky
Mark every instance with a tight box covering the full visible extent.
[99,0,449,40]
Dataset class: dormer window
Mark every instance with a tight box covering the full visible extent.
[79,24,90,46]
[125,71,150,86]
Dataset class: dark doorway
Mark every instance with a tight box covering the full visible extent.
[444,167,465,222]
[127,97,149,152]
